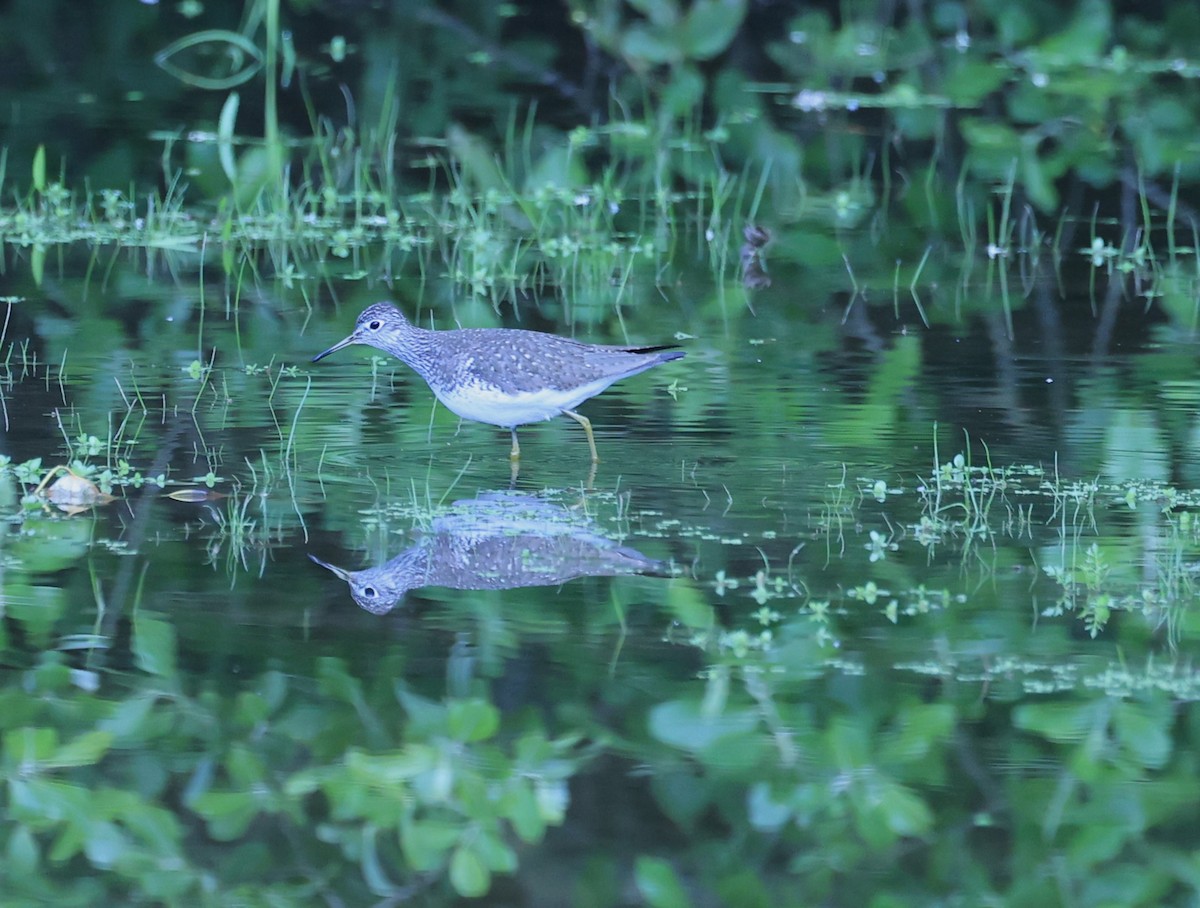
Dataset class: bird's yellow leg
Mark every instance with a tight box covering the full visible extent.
[563,409,599,463]
[510,429,521,460]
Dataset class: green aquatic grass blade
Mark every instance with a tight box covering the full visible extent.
[218,91,240,185]
[155,29,263,90]
[32,145,45,194]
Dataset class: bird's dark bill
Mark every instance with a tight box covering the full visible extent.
[311,334,357,362]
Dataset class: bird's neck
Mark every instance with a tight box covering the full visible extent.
[383,320,442,377]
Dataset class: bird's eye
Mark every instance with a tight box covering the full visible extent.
[368,320,382,331]
[363,586,377,598]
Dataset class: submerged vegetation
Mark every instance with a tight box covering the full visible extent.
[3,0,1200,904]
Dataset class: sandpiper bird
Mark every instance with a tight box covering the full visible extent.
[311,302,684,462]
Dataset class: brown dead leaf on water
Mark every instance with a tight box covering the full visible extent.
[43,471,115,515]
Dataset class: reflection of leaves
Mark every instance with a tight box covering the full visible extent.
[450,843,490,897]
[10,517,91,573]
[5,583,67,646]
[876,781,933,837]
[1112,702,1172,769]
[1013,701,1102,743]
[682,0,747,60]
[400,817,459,871]
[447,699,500,742]
[1028,0,1110,68]
[635,856,692,908]
[620,0,746,66]
[191,790,259,841]
[503,782,546,842]
[132,612,178,679]
[747,781,792,830]
[648,699,758,752]
[622,25,679,66]
[48,731,113,768]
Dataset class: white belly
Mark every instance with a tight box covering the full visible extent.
[432,376,618,427]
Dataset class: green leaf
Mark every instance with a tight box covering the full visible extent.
[49,731,113,768]
[116,800,182,850]
[32,144,45,193]
[648,699,757,753]
[1113,702,1172,769]
[396,686,448,734]
[475,829,517,873]
[1032,0,1109,66]
[317,656,362,704]
[99,695,158,744]
[651,772,709,832]
[10,516,91,573]
[621,24,680,66]
[960,118,1020,154]
[450,843,491,898]
[877,781,933,836]
[233,691,270,728]
[48,823,85,862]
[1067,823,1126,865]
[229,145,277,209]
[400,817,460,871]
[6,825,39,875]
[3,727,58,767]
[945,59,1008,106]
[665,583,714,629]
[83,820,128,868]
[360,825,398,897]
[1020,140,1058,212]
[681,0,746,60]
[347,744,436,784]
[504,782,546,843]
[535,779,569,824]
[627,0,680,27]
[9,778,91,826]
[881,702,956,764]
[747,782,792,831]
[635,856,691,908]
[26,244,40,287]
[1013,701,1099,743]
[133,612,177,678]
[447,699,500,742]
[4,584,66,646]
[661,66,705,118]
[191,791,259,840]
[225,745,266,787]
[715,869,772,908]
[217,91,240,184]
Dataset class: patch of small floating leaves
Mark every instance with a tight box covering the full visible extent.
[893,654,1200,701]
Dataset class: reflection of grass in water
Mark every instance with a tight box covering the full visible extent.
[895,652,1200,701]
[0,362,167,498]
[683,439,1200,684]
[199,483,279,582]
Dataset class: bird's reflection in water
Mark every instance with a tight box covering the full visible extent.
[310,491,674,614]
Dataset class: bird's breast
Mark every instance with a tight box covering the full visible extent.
[432,376,615,427]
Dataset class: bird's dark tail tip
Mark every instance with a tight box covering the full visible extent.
[631,344,685,361]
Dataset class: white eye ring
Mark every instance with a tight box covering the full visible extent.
[368,320,382,330]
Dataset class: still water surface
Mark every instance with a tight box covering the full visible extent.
[2,258,1197,904]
